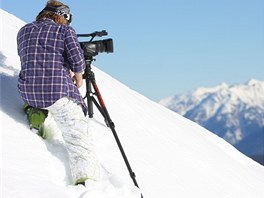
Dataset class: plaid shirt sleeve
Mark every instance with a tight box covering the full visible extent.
[64,27,85,73]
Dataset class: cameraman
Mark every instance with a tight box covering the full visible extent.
[17,0,100,185]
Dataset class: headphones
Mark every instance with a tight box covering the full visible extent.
[41,5,72,23]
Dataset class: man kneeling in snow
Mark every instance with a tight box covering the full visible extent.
[17,0,100,186]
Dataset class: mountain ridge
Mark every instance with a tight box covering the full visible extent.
[160,80,264,164]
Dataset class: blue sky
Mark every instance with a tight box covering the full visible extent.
[2,0,264,101]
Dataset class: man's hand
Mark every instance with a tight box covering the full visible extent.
[72,72,83,88]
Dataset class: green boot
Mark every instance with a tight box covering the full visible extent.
[75,178,87,186]
[23,104,48,138]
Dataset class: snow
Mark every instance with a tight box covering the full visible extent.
[159,77,264,145]
[1,8,264,198]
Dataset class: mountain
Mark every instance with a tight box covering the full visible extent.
[1,8,264,198]
[160,80,264,165]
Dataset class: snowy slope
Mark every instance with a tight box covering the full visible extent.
[159,80,264,164]
[1,9,264,198]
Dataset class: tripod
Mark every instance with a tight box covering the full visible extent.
[83,56,143,198]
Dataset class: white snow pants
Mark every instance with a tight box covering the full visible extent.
[47,97,100,183]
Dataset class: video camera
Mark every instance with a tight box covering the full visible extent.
[77,30,113,57]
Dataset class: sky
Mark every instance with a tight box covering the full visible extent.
[2,0,264,101]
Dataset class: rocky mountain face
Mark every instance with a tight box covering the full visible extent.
[160,79,264,165]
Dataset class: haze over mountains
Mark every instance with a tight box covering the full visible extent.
[160,80,264,165]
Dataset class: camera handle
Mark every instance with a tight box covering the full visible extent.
[83,57,144,198]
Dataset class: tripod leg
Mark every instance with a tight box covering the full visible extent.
[87,80,94,118]
[91,80,141,189]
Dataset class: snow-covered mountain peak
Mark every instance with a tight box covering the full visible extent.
[160,80,264,152]
[192,80,264,111]
[246,78,264,87]
[164,79,264,114]
[194,82,228,97]
[229,79,264,109]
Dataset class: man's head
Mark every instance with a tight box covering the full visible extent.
[36,0,72,25]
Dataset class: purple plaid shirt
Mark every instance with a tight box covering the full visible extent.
[17,18,88,115]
